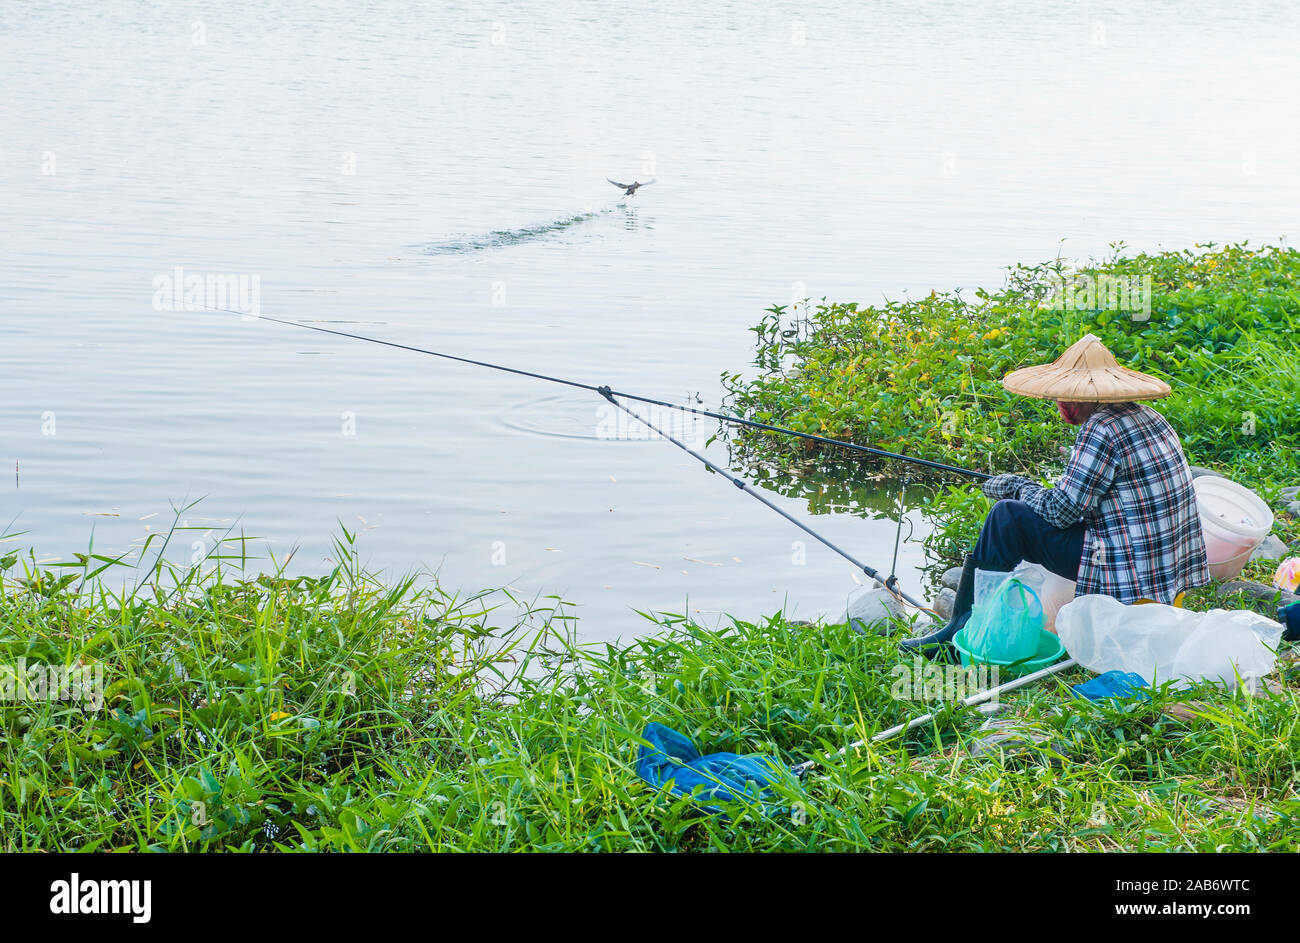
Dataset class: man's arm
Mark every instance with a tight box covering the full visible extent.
[982,421,1118,529]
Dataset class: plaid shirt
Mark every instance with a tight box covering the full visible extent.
[983,403,1210,604]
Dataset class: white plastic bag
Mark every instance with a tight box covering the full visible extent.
[973,569,1013,608]
[1010,562,1077,633]
[1055,594,1282,689]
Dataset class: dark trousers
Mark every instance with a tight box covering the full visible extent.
[973,499,1085,581]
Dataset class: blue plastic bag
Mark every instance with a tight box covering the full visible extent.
[635,722,795,815]
[1071,670,1150,701]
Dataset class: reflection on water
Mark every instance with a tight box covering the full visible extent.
[742,457,925,520]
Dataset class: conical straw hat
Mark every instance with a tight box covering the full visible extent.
[1001,333,1171,402]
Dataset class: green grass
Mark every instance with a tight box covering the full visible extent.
[4,516,1300,852]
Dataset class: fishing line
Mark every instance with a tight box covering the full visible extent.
[889,477,910,583]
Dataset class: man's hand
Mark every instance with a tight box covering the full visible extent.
[982,473,1032,501]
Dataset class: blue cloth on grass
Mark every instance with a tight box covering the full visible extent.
[1072,670,1150,701]
[635,722,794,814]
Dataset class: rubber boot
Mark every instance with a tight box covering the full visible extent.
[900,554,977,662]
[1280,601,1300,643]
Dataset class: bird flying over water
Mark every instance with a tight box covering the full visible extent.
[607,177,655,196]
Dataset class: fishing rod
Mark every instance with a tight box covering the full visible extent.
[189,305,991,481]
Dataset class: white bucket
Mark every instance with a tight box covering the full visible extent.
[1194,477,1274,580]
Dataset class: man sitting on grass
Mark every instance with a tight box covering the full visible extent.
[902,333,1210,661]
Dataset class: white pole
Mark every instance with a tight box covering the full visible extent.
[792,657,1078,774]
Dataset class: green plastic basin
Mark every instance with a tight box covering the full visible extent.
[953,627,1066,677]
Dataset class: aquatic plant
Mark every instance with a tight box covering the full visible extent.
[722,242,1300,582]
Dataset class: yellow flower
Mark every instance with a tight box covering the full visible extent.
[269,711,292,721]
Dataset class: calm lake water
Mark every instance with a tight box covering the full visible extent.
[2,1,1297,641]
